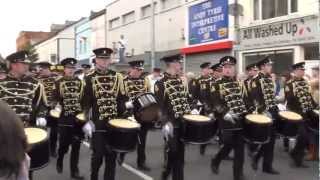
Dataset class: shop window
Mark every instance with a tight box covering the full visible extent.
[304,44,319,60]
[243,49,293,75]
[254,0,298,20]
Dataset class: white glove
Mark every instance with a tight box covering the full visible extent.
[128,116,137,122]
[82,122,93,138]
[190,109,200,115]
[223,113,235,124]
[125,101,134,109]
[36,117,47,127]
[277,104,287,111]
[196,101,203,106]
[162,122,173,140]
[208,113,215,119]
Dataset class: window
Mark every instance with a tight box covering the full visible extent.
[254,0,298,20]
[122,11,135,25]
[161,0,179,10]
[109,17,120,29]
[141,5,151,18]
[50,54,57,64]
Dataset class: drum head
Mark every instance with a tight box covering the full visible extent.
[313,109,319,115]
[76,113,86,122]
[50,109,61,118]
[24,128,47,144]
[183,115,210,122]
[245,114,272,124]
[279,111,302,121]
[109,119,141,129]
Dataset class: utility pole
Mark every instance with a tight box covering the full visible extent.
[150,0,156,71]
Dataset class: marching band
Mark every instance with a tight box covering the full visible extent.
[0,48,318,180]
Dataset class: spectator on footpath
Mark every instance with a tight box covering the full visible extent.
[0,101,30,180]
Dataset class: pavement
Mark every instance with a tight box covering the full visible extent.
[33,130,318,180]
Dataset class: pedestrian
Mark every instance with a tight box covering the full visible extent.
[0,101,30,180]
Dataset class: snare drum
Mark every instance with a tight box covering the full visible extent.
[25,127,50,171]
[278,111,303,137]
[133,93,159,122]
[181,114,217,144]
[107,119,141,152]
[244,114,272,144]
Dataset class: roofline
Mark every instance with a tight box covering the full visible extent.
[89,9,106,20]
[33,17,86,46]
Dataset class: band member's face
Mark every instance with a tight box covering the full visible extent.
[39,68,51,76]
[294,69,305,78]
[130,67,143,78]
[248,68,258,77]
[11,62,30,75]
[64,66,75,76]
[202,67,211,76]
[263,64,272,74]
[172,62,182,73]
[95,58,111,70]
[0,73,6,80]
[222,64,235,77]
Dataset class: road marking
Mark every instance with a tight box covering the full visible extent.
[121,163,154,180]
[82,141,153,180]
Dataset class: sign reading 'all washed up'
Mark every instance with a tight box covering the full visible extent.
[188,0,229,46]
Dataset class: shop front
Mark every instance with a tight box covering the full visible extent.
[237,15,319,75]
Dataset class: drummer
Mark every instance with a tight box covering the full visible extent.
[284,62,318,167]
[248,57,279,174]
[120,60,152,171]
[82,47,125,180]
[154,54,196,180]
[209,56,246,180]
[37,62,59,157]
[54,58,85,179]
[189,62,212,155]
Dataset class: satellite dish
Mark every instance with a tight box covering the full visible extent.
[228,4,244,16]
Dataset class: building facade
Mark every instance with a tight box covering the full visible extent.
[75,18,92,65]
[16,31,53,51]
[236,0,319,74]
[34,20,83,64]
[90,9,107,50]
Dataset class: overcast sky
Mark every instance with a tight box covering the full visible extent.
[0,0,109,57]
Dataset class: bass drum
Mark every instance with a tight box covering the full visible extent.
[306,109,319,134]
[25,127,50,171]
[243,114,272,144]
[278,111,303,137]
[181,114,217,144]
[107,119,141,152]
[133,93,159,122]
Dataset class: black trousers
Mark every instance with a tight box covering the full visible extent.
[253,130,276,170]
[291,124,308,165]
[163,127,185,180]
[137,124,149,165]
[90,131,117,180]
[57,125,82,174]
[47,115,58,154]
[213,130,244,180]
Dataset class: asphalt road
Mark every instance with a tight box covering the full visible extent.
[33,130,318,180]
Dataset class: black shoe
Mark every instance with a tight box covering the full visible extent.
[56,159,63,174]
[200,146,206,156]
[251,157,258,171]
[210,159,219,174]
[161,171,169,180]
[71,172,85,180]
[117,154,125,165]
[223,155,233,160]
[51,150,57,158]
[137,164,151,171]
[262,168,280,175]
[290,152,308,168]
[235,174,246,180]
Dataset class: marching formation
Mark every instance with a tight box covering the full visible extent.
[0,47,318,180]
